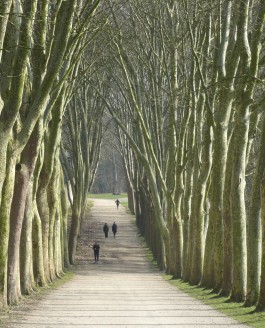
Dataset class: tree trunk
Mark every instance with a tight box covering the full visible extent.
[201,210,215,288]
[8,118,43,303]
[245,114,265,306]
[182,109,195,282]
[36,179,50,282]
[20,185,35,295]
[190,105,213,285]
[0,147,16,308]
[32,202,46,287]
[7,161,30,304]
[60,173,69,268]
[68,203,81,265]
[256,169,265,311]
[230,103,249,302]
[220,134,233,296]
[47,165,59,281]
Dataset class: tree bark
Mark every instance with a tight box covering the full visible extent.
[0,147,16,308]
[256,168,265,311]
[230,102,249,302]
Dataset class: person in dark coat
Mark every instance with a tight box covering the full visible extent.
[92,241,100,263]
[115,199,120,209]
[103,223,109,238]
[112,222,117,238]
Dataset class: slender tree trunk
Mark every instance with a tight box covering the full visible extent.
[36,179,50,282]
[47,165,60,281]
[68,201,81,265]
[60,173,69,268]
[32,202,46,287]
[191,105,212,285]
[201,209,215,288]
[221,134,233,296]
[54,209,63,276]
[7,160,30,304]
[20,185,35,295]
[230,103,249,302]
[245,114,265,306]
[256,167,265,311]
[0,147,16,308]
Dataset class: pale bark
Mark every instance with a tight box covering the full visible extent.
[201,209,215,288]
[182,102,196,282]
[221,132,233,296]
[245,113,265,306]
[230,108,249,302]
[7,118,43,303]
[256,169,265,311]
[32,202,46,287]
[190,104,213,285]
[7,160,30,304]
[20,185,35,295]
[230,0,265,302]
[0,0,101,307]
[244,0,265,306]
[68,202,81,265]
[47,161,60,280]
[60,171,70,268]
[0,149,16,307]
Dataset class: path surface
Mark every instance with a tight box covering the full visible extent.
[3,199,248,328]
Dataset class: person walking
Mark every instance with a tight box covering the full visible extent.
[92,241,100,263]
[112,222,117,238]
[103,223,109,238]
[115,199,120,209]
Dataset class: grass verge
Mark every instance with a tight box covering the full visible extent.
[88,193,127,199]
[164,276,265,327]
[138,237,265,328]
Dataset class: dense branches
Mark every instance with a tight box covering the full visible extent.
[0,0,103,307]
[100,0,265,310]
[2,0,265,314]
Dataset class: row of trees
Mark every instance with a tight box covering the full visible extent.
[2,0,265,315]
[98,0,265,311]
[0,0,104,308]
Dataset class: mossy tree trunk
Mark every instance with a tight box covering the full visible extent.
[220,128,234,296]
[0,148,16,307]
[230,0,265,302]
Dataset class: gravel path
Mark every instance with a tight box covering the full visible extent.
[3,199,249,327]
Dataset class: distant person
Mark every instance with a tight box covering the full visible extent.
[112,222,117,238]
[92,241,100,263]
[115,199,120,209]
[103,223,109,238]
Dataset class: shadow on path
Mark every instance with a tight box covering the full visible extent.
[2,199,249,327]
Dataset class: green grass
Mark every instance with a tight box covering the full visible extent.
[87,192,265,326]
[23,270,74,299]
[86,199,94,210]
[139,238,265,327]
[47,270,74,290]
[164,276,265,327]
[88,193,127,199]
[137,233,158,268]
[121,201,128,208]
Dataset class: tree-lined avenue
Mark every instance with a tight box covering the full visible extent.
[2,199,248,327]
